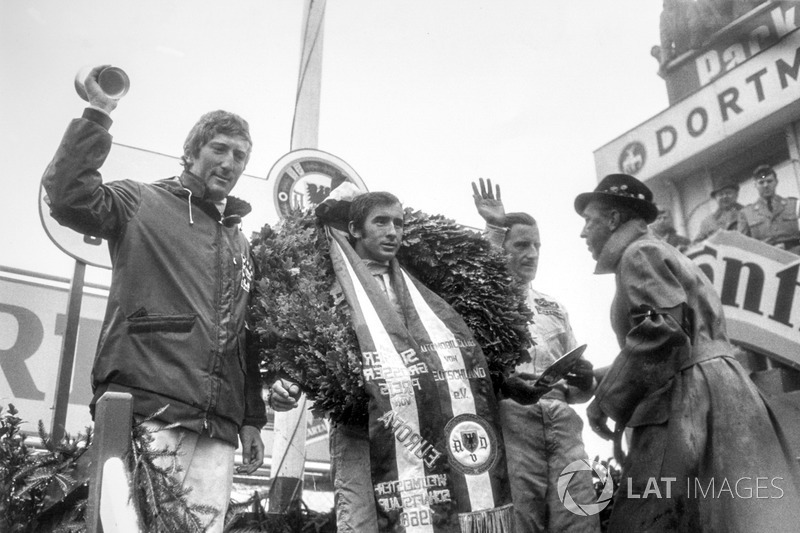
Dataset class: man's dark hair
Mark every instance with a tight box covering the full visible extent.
[502,212,537,245]
[504,212,537,229]
[348,191,402,231]
[182,110,252,169]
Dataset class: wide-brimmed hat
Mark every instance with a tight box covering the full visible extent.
[574,173,658,223]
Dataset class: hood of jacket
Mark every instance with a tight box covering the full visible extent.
[154,173,252,225]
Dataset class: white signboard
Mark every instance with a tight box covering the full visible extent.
[595,27,800,181]
[0,270,106,431]
[688,231,800,367]
[39,184,112,269]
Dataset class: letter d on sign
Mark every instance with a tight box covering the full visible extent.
[656,125,678,156]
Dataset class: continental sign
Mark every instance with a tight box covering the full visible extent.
[594,23,800,181]
[688,231,800,367]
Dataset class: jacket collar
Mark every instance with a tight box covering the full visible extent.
[157,174,252,219]
[753,195,786,215]
[594,219,650,275]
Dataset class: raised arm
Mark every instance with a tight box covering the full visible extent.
[471,177,506,226]
[471,177,507,250]
[42,66,138,239]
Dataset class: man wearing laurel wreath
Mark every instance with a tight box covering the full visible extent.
[471,179,600,533]
[270,188,518,533]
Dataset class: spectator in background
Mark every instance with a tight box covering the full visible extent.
[693,182,745,243]
[657,0,762,69]
[740,163,800,254]
[650,205,690,252]
[659,0,700,65]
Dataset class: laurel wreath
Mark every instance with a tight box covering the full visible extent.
[248,208,532,425]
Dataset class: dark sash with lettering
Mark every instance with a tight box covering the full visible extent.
[328,228,514,533]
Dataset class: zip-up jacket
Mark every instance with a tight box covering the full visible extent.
[42,109,267,446]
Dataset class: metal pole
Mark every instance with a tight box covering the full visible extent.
[269,0,326,512]
[51,259,86,442]
[268,397,309,512]
[290,0,326,151]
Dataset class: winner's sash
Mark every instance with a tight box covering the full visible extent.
[328,228,514,533]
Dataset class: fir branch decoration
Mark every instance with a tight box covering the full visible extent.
[249,208,532,425]
[249,212,366,425]
[0,404,221,533]
[130,409,220,532]
[0,404,92,533]
[1,403,37,533]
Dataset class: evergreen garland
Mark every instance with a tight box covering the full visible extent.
[0,404,91,533]
[249,211,366,425]
[249,208,532,425]
[0,404,223,532]
[130,407,219,532]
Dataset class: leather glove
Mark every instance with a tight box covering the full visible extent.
[565,358,594,391]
